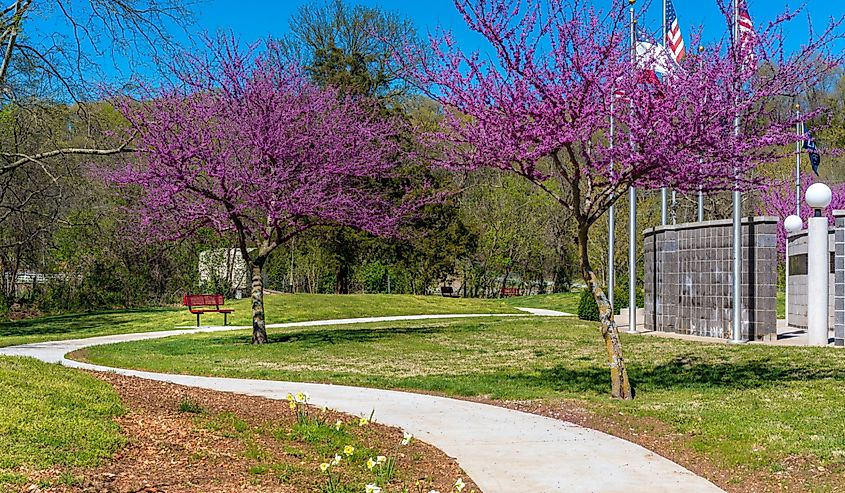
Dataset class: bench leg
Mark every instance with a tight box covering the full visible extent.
[196,313,200,327]
[224,312,228,326]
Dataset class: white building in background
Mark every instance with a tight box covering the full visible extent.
[198,248,251,297]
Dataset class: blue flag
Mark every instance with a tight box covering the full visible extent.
[803,131,821,176]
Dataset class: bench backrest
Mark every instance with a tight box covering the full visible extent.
[183,294,225,307]
[440,286,454,295]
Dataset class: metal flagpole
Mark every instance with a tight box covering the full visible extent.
[795,104,802,216]
[608,98,616,311]
[731,0,744,343]
[697,46,705,223]
[660,0,668,226]
[628,0,637,333]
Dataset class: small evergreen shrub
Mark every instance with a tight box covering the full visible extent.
[577,289,600,321]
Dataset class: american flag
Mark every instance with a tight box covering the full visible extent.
[737,0,756,67]
[665,0,685,62]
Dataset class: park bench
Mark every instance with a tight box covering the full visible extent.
[500,287,521,297]
[183,293,234,327]
[440,286,460,298]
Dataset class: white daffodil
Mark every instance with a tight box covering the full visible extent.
[376,455,387,464]
[334,419,343,431]
[319,462,330,472]
[365,484,381,493]
[454,478,466,492]
[331,454,342,466]
[401,431,413,445]
[366,457,377,470]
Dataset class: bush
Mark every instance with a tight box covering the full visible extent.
[577,289,600,321]
[578,286,644,322]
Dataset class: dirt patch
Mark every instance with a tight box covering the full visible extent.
[19,373,477,493]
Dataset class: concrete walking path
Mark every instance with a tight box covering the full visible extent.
[1,314,724,493]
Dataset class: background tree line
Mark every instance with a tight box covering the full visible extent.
[1,0,843,319]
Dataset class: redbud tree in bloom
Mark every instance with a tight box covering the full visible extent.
[405,0,844,399]
[107,35,415,344]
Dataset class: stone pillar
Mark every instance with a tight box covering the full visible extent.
[807,216,830,346]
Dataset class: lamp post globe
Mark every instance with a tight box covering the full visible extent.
[806,183,832,215]
[784,215,803,233]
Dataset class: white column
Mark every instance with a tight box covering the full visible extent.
[807,216,830,346]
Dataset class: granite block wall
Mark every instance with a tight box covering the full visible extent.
[644,217,778,341]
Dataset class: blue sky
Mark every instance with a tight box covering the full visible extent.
[187,0,844,55]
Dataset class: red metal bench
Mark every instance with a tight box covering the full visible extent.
[500,287,521,297]
[183,294,234,327]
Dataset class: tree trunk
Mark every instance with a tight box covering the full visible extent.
[577,222,633,400]
[250,262,268,344]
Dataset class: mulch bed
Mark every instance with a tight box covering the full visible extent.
[19,373,477,493]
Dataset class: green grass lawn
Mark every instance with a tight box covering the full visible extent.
[0,356,126,485]
[0,292,542,348]
[75,315,845,482]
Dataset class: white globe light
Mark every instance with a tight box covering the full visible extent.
[806,183,832,210]
[784,215,803,233]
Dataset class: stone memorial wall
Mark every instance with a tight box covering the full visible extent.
[643,217,778,341]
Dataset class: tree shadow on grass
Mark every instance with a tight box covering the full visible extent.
[0,308,175,338]
[525,354,845,395]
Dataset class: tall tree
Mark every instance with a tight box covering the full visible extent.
[405,0,844,399]
[105,35,416,343]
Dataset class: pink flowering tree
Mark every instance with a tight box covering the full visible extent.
[106,35,415,344]
[404,0,844,399]
[759,173,845,258]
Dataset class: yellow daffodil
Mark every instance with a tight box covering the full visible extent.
[334,419,343,431]
[288,401,296,410]
[454,478,465,492]
[366,457,376,470]
[401,432,413,445]
[365,484,381,493]
[359,417,369,426]
[295,392,306,403]
[343,445,355,456]
[319,463,329,472]
[286,393,294,402]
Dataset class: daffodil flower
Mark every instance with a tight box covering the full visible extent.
[376,455,386,464]
[401,432,413,445]
[331,454,342,466]
[365,484,381,493]
[334,419,343,431]
[286,393,294,402]
[359,417,369,426]
[454,478,465,492]
[295,392,306,403]
[344,445,355,456]
[366,457,376,470]
[319,462,329,472]
[288,401,296,410]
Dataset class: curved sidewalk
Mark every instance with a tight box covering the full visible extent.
[0,314,724,493]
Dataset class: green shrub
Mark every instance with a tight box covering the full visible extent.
[578,287,644,321]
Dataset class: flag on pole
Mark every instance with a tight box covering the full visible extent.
[636,28,673,78]
[737,0,756,70]
[665,0,685,62]
[803,131,821,176]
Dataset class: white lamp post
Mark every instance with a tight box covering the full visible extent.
[783,215,803,329]
[806,183,832,346]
